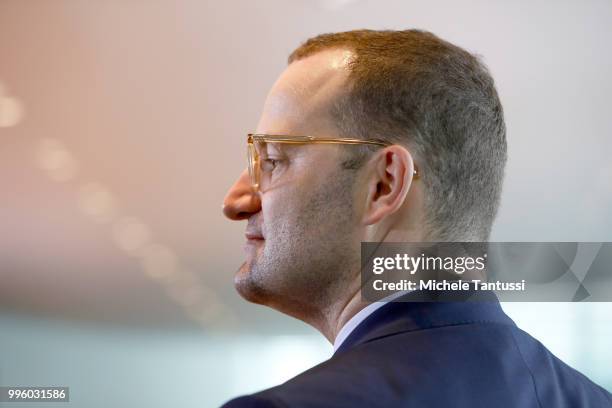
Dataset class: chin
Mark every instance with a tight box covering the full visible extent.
[233,262,270,305]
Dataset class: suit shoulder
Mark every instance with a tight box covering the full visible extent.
[220,394,288,408]
[509,326,612,406]
[222,323,612,407]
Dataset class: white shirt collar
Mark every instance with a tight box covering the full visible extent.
[333,290,411,352]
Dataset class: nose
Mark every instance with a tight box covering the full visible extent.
[222,169,262,220]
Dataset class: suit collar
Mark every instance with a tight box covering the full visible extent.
[334,290,515,355]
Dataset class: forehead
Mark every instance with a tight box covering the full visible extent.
[256,48,354,136]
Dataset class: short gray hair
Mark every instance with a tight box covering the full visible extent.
[289,29,507,241]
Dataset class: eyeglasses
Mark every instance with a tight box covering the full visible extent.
[247,133,419,192]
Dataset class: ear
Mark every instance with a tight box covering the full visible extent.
[361,145,415,226]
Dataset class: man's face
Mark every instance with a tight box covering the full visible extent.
[223,49,364,314]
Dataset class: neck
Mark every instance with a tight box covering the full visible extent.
[314,276,366,344]
[318,228,424,343]
[294,219,425,343]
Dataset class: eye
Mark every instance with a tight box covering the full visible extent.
[261,158,281,172]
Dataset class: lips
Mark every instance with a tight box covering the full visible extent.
[245,217,264,243]
[245,231,264,240]
[244,229,264,254]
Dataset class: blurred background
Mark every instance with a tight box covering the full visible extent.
[1,0,611,406]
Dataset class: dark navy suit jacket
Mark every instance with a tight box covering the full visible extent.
[221,292,612,407]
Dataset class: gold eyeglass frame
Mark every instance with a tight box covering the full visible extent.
[247,133,419,192]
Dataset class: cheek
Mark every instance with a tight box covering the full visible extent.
[260,184,327,245]
[260,187,302,233]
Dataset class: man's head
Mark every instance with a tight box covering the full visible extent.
[288,29,507,240]
[222,29,506,326]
